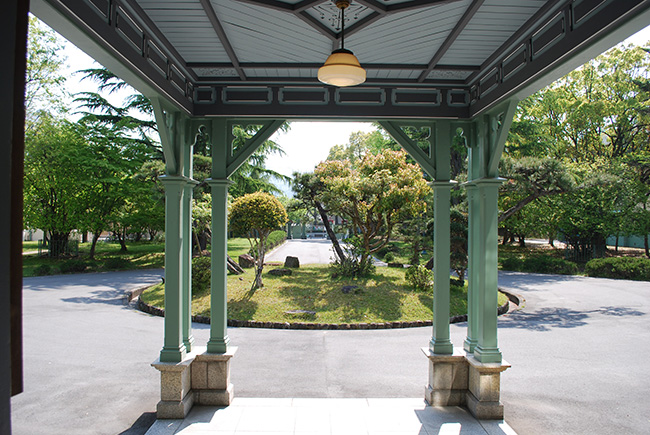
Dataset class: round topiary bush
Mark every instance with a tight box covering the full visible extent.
[103,257,131,270]
[59,259,88,274]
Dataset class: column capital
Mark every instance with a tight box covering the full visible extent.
[158,175,190,185]
[205,178,234,188]
[467,177,506,187]
[428,179,458,188]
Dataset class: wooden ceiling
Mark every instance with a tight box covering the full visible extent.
[31,0,650,119]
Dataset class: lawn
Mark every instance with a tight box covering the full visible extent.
[141,264,508,324]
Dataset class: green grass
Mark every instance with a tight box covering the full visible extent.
[23,240,166,277]
[22,241,39,252]
[141,264,508,324]
[23,237,256,277]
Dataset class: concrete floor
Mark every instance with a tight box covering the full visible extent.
[144,398,517,435]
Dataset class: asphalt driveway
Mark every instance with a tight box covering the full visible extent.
[10,266,650,434]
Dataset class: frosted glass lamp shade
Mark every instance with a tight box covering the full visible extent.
[318,49,366,87]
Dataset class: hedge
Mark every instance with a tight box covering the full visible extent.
[585,257,650,281]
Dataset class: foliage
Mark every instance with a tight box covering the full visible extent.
[267,230,287,250]
[383,252,395,262]
[330,237,376,278]
[316,149,430,269]
[59,259,88,274]
[25,17,67,126]
[404,265,433,292]
[192,256,212,296]
[449,206,468,281]
[229,192,288,289]
[33,264,52,276]
[499,254,578,275]
[585,257,650,281]
[103,257,132,270]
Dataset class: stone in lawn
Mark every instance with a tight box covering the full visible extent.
[341,285,360,294]
[238,254,255,268]
[285,309,316,316]
[284,256,300,268]
[269,268,292,276]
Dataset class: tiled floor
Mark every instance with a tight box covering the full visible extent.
[144,398,517,435]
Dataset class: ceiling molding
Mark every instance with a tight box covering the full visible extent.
[417,0,485,82]
[187,62,479,71]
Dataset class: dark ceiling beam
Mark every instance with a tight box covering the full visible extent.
[297,10,338,40]
[387,0,463,13]
[198,0,247,80]
[293,0,324,13]
[417,0,485,82]
[193,77,467,86]
[354,0,388,13]
[464,0,563,85]
[187,62,479,71]
[234,0,293,12]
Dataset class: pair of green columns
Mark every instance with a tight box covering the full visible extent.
[156,101,516,365]
[155,111,282,363]
[381,101,516,364]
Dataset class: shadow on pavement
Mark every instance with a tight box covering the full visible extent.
[118,412,156,435]
[500,306,646,331]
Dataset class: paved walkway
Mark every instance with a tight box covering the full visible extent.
[11,267,650,434]
[266,239,338,264]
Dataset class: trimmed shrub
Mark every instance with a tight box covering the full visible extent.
[34,264,52,276]
[522,256,578,275]
[500,255,577,275]
[103,257,131,270]
[405,265,433,292]
[59,259,87,274]
[192,256,211,295]
[384,252,395,263]
[585,257,650,281]
[267,230,287,249]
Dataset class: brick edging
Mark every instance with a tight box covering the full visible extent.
[132,287,513,330]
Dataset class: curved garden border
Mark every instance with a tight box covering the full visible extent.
[128,286,521,330]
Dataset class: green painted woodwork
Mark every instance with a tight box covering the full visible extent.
[463,183,479,353]
[206,179,232,354]
[182,180,198,352]
[378,121,436,179]
[430,180,455,355]
[158,176,187,363]
[226,120,285,177]
[473,179,504,363]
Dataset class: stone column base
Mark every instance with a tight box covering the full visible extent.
[422,347,468,406]
[191,347,237,406]
[152,354,194,419]
[466,354,510,420]
[152,346,238,419]
[422,347,510,420]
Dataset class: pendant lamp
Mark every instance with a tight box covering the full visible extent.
[318,1,366,87]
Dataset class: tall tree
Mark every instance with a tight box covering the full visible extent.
[315,150,430,267]
[25,17,67,127]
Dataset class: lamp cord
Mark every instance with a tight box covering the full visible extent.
[340,6,345,50]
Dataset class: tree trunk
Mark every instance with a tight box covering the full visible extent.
[615,236,619,252]
[518,235,526,247]
[89,231,101,259]
[49,232,70,257]
[645,234,649,258]
[114,230,128,252]
[314,201,346,262]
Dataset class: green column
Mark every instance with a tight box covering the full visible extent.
[206,178,232,354]
[181,180,198,352]
[159,176,187,363]
[464,183,480,353]
[429,181,454,355]
[474,179,503,363]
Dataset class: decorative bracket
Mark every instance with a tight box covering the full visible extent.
[486,99,518,178]
[378,121,436,179]
[226,120,286,178]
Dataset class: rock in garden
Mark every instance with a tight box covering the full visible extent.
[388,262,404,268]
[284,256,300,268]
[238,254,255,268]
[285,309,316,315]
[425,257,434,270]
[341,285,359,294]
[269,268,292,276]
